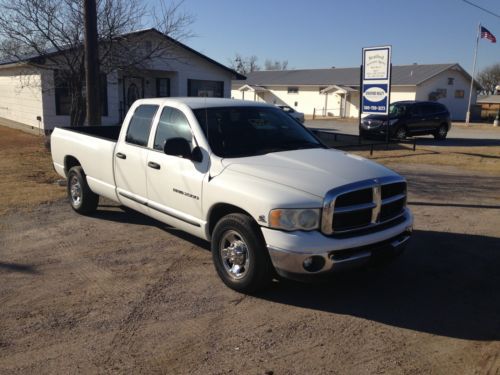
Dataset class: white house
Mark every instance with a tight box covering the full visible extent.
[231,63,478,121]
[0,28,244,132]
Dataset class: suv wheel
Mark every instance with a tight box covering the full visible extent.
[395,126,407,140]
[434,124,448,140]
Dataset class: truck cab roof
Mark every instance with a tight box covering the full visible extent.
[132,97,273,110]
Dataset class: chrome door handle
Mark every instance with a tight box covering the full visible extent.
[116,152,126,159]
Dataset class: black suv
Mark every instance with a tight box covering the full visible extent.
[360,101,451,140]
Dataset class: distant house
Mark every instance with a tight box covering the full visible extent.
[476,95,500,120]
[0,28,244,132]
[231,63,479,121]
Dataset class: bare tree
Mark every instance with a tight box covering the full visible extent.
[264,59,288,71]
[0,0,194,126]
[229,54,260,75]
[477,63,500,95]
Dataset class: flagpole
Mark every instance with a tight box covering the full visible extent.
[466,23,481,126]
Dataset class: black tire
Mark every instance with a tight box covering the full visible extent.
[394,126,407,140]
[434,124,448,140]
[211,213,273,293]
[67,166,99,214]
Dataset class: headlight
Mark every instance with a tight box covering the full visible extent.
[268,208,320,231]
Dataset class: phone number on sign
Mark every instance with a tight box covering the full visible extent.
[364,105,386,111]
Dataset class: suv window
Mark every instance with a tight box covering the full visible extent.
[153,107,193,151]
[421,104,437,116]
[126,105,159,146]
[410,104,423,116]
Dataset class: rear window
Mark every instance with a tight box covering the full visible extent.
[126,105,159,146]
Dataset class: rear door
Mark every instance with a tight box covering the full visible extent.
[145,106,208,231]
[114,104,159,214]
[407,103,427,133]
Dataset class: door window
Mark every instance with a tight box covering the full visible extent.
[125,105,159,146]
[153,107,193,151]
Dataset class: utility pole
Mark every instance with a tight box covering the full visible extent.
[84,0,101,126]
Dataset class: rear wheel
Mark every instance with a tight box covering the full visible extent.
[211,213,273,293]
[434,124,448,140]
[67,166,99,214]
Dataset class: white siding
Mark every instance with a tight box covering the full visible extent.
[2,32,237,130]
[231,85,417,118]
[0,67,43,129]
[415,69,474,120]
[232,85,343,116]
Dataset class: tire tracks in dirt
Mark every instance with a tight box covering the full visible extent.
[94,245,192,372]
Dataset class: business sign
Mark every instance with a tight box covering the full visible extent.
[362,46,391,114]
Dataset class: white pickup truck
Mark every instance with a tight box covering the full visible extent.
[51,98,413,292]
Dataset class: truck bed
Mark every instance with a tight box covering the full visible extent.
[51,126,120,203]
[60,125,122,142]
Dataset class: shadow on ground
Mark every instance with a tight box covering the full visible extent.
[0,262,39,274]
[89,204,500,341]
[258,229,500,341]
[92,204,211,250]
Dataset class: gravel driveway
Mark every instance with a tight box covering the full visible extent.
[1,164,499,374]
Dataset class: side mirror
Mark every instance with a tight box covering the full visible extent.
[164,137,202,162]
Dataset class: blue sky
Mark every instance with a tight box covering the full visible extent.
[152,0,499,74]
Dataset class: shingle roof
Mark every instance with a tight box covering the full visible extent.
[0,28,245,80]
[233,63,471,88]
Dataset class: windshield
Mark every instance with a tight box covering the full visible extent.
[389,103,408,116]
[194,106,323,158]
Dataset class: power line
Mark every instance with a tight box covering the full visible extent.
[461,0,500,19]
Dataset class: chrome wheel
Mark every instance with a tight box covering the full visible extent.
[438,126,447,137]
[219,230,250,280]
[69,175,82,206]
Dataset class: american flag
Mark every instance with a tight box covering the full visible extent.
[480,26,496,43]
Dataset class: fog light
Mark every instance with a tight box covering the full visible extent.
[302,256,326,272]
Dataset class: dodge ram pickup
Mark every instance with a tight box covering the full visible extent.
[51,98,413,292]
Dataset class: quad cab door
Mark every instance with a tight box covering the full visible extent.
[114,104,160,214]
[146,106,208,233]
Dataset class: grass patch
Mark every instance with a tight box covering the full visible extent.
[0,126,65,215]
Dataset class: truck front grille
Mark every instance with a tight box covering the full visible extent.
[321,176,407,236]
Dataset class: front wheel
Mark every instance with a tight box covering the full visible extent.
[211,213,273,293]
[394,126,407,140]
[67,166,99,214]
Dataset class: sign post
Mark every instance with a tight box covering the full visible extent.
[360,46,392,144]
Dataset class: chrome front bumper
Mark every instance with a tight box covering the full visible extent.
[264,209,413,278]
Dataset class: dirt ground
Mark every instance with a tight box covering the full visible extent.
[1,126,499,374]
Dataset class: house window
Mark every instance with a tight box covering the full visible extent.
[447,77,454,85]
[187,79,223,97]
[54,70,108,116]
[455,89,465,99]
[156,78,170,97]
[436,88,447,98]
[288,87,299,94]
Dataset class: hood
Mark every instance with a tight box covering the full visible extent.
[221,148,399,198]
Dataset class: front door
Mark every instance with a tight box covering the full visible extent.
[145,106,208,231]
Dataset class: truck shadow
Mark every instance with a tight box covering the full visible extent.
[92,204,211,251]
[259,229,500,341]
